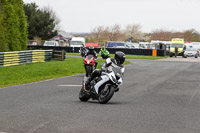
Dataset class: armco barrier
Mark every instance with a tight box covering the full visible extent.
[27,45,166,56]
[0,50,52,67]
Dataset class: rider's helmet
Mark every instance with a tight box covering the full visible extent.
[114,51,125,65]
[101,46,105,51]
[88,46,95,53]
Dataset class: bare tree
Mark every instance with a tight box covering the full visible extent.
[91,24,123,43]
[183,29,200,42]
[108,24,122,41]
[124,24,143,41]
[150,29,183,41]
[90,24,200,43]
[91,25,105,42]
[42,6,61,31]
[102,26,111,41]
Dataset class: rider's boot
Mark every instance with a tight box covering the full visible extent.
[85,69,102,90]
[85,77,92,90]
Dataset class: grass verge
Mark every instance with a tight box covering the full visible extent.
[0,57,131,87]
[66,53,168,60]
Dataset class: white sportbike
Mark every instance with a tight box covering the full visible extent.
[79,58,125,104]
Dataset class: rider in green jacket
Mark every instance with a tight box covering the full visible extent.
[99,47,110,59]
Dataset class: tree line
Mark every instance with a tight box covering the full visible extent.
[0,1,59,52]
[88,24,200,43]
[0,0,27,52]
[87,24,144,43]
[149,29,200,42]
[23,3,59,41]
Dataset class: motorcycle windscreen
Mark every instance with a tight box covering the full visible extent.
[86,54,94,59]
[112,67,122,80]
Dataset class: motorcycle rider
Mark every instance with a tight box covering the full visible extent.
[85,46,98,67]
[182,45,186,56]
[85,51,125,90]
[99,46,106,54]
[79,43,87,57]
[175,46,178,58]
[99,46,109,58]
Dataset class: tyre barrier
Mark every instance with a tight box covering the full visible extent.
[0,50,52,67]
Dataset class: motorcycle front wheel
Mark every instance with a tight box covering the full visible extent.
[85,65,92,77]
[98,85,115,104]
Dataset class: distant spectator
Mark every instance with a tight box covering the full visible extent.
[183,45,186,51]
[182,45,186,56]
[175,46,178,58]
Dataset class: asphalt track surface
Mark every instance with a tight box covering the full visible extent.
[1,59,200,133]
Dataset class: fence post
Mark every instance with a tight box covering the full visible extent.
[52,50,65,61]
[62,50,66,60]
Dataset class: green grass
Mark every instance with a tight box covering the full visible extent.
[66,53,81,56]
[0,57,131,87]
[66,53,168,60]
[125,55,168,60]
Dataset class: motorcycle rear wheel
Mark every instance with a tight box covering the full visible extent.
[79,87,90,102]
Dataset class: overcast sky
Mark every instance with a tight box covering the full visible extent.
[23,0,200,33]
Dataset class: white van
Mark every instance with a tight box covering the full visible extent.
[139,42,149,49]
[192,42,200,51]
[70,37,85,47]
[43,41,59,46]
[124,42,139,48]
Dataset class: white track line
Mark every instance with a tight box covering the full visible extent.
[58,85,82,87]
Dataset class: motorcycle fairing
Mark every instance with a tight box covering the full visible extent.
[94,75,109,94]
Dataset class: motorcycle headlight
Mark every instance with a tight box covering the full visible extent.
[115,73,121,80]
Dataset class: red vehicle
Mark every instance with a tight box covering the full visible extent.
[86,43,99,48]
[83,55,95,77]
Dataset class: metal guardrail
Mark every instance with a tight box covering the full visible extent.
[0,50,52,67]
